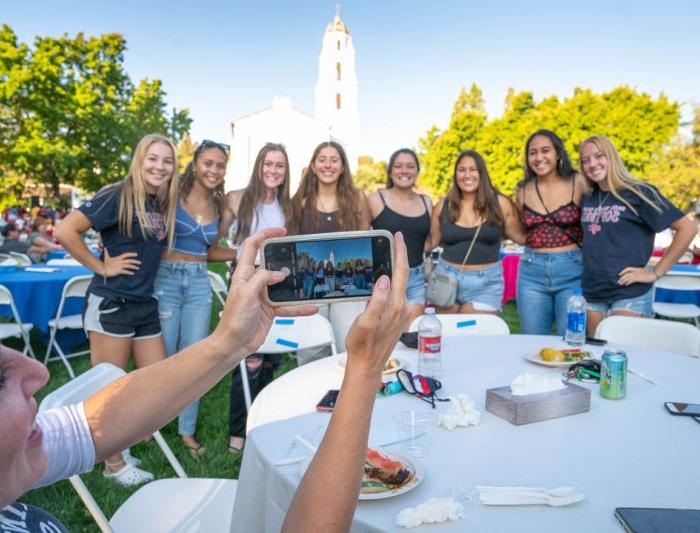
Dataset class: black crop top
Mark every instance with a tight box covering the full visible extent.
[440,205,503,265]
[372,192,431,268]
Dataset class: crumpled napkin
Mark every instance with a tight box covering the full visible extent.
[437,394,481,430]
[510,373,565,396]
[396,498,464,528]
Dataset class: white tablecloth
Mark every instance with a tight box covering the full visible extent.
[232,335,700,532]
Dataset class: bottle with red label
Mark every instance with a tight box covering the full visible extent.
[417,306,442,378]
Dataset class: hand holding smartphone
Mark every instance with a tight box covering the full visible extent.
[261,230,394,306]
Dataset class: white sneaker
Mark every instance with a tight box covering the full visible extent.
[103,463,154,487]
[122,449,142,467]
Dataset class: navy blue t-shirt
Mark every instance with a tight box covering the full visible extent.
[79,184,166,301]
[581,184,683,302]
[1,502,67,532]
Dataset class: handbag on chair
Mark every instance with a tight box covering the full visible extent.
[426,222,482,307]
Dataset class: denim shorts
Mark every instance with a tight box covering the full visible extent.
[517,248,583,335]
[436,259,503,311]
[587,287,654,317]
[406,265,426,304]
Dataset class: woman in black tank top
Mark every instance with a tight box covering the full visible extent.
[430,150,524,315]
[369,149,432,323]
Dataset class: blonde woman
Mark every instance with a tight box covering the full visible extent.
[55,133,178,486]
[579,135,696,335]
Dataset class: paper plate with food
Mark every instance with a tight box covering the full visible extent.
[335,354,404,375]
[526,347,593,368]
[360,447,424,500]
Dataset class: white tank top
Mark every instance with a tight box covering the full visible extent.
[236,198,286,262]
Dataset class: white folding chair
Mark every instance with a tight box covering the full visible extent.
[0,252,12,262]
[208,270,228,308]
[9,251,32,265]
[652,275,700,328]
[44,274,93,378]
[408,313,510,335]
[39,363,237,533]
[595,316,700,357]
[239,315,338,411]
[0,284,35,358]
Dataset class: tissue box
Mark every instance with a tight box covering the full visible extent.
[485,382,590,425]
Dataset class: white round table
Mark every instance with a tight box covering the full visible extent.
[232,334,700,532]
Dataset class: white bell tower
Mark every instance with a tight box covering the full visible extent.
[314,5,359,171]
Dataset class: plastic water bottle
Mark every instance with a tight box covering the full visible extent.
[565,288,587,346]
[417,307,442,378]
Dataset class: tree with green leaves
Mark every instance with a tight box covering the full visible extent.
[417,84,682,201]
[354,155,387,192]
[0,25,191,197]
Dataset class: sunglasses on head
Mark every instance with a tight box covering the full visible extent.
[200,139,230,153]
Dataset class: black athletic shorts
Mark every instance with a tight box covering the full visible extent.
[83,291,161,339]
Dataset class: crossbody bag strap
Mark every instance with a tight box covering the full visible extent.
[461,221,483,266]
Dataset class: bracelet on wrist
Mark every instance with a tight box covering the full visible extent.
[652,269,661,281]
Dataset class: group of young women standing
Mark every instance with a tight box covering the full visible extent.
[55,128,695,487]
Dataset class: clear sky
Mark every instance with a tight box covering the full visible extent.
[298,238,371,264]
[4,0,699,161]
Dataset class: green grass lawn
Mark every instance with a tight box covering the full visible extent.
[10,264,521,531]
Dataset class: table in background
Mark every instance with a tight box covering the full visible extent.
[233,335,699,532]
[0,264,93,352]
[500,254,700,307]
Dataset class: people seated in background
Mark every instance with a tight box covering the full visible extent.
[0,227,409,533]
[0,222,31,255]
[26,217,64,262]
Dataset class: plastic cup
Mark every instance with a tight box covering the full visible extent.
[393,410,437,458]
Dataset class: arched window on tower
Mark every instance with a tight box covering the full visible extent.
[337,40,340,50]
[336,62,341,81]
[336,93,341,109]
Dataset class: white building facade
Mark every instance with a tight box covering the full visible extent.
[226,10,359,194]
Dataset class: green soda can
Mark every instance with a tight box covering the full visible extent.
[600,350,627,400]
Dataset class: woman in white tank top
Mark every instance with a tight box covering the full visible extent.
[218,143,292,453]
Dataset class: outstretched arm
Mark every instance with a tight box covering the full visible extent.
[283,232,409,533]
[84,228,317,461]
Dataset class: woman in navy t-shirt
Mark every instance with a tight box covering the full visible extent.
[54,133,178,486]
[578,135,696,335]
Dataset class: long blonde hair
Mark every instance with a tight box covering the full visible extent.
[118,133,178,247]
[290,141,362,234]
[579,135,662,215]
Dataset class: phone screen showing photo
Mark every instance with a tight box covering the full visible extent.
[264,235,392,303]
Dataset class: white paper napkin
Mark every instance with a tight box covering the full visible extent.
[476,485,585,506]
[510,373,566,396]
[437,394,481,430]
[396,498,464,528]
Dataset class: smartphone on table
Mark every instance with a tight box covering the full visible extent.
[316,389,339,412]
[664,402,700,416]
[261,230,394,306]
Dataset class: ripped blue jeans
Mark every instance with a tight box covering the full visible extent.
[154,260,212,436]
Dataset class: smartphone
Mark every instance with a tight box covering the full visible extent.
[664,402,700,416]
[316,389,339,412]
[261,230,394,306]
[585,336,607,346]
[614,507,700,533]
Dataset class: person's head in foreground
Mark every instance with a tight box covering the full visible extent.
[1,227,410,533]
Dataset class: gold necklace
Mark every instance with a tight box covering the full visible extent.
[598,188,610,208]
